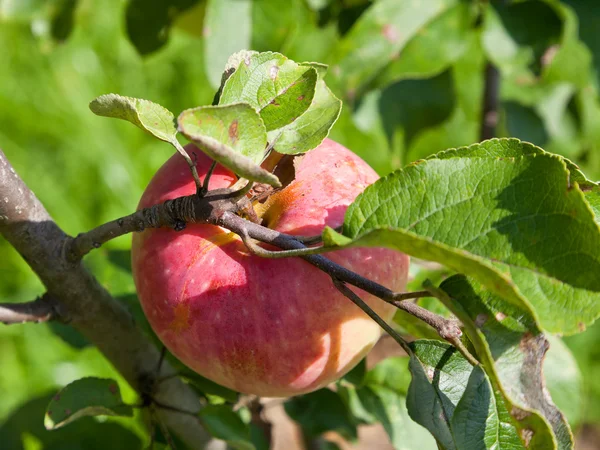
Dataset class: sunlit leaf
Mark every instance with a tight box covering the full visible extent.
[220,52,318,132]
[325,138,600,335]
[178,103,280,186]
[89,94,177,143]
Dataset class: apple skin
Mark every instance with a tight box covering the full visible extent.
[132,139,409,397]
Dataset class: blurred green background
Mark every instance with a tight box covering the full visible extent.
[1,0,599,448]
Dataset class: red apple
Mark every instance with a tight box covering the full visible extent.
[132,139,409,397]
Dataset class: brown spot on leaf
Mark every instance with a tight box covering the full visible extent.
[270,99,280,106]
[578,322,586,332]
[521,428,534,447]
[53,394,61,401]
[109,383,118,395]
[382,24,399,43]
[229,120,239,144]
[297,95,304,101]
[511,406,531,421]
[65,408,72,416]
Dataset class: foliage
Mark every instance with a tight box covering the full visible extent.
[1,0,599,449]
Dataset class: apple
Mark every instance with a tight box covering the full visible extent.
[131,139,409,397]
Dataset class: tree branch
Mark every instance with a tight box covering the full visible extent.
[480,62,500,141]
[0,149,212,449]
[0,293,59,325]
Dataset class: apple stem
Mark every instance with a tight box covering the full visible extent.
[199,161,217,197]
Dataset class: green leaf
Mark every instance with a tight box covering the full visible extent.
[185,373,239,404]
[585,187,600,224]
[284,389,357,440]
[1,394,142,450]
[433,276,573,449]
[345,356,437,449]
[177,103,281,186]
[328,138,600,335]
[373,3,474,88]
[89,94,177,144]
[125,0,200,55]
[203,0,252,89]
[363,357,411,396]
[44,378,132,430]
[267,77,342,155]
[220,52,318,132]
[199,405,254,450]
[360,384,437,450]
[342,358,366,386]
[407,340,524,450]
[328,0,458,98]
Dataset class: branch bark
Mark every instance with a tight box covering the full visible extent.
[480,62,500,141]
[0,149,213,449]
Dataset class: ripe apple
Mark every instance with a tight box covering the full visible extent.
[131,139,409,397]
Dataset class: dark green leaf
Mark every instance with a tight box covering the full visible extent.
[284,389,357,440]
[379,69,455,150]
[177,103,281,186]
[407,340,524,450]
[199,404,254,450]
[342,358,366,386]
[50,0,78,41]
[327,138,600,335]
[0,394,141,450]
[44,378,132,430]
[203,0,252,88]
[89,94,177,143]
[125,0,200,55]
[220,52,318,132]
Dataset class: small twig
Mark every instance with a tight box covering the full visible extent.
[0,293,60,325]
[199,161,217,197]
[332,279,412,354]
[155,346,167,375]
[240,230,332,258]
[391,290,430,301]
[480,63,500,141]
[173,141,203,196]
